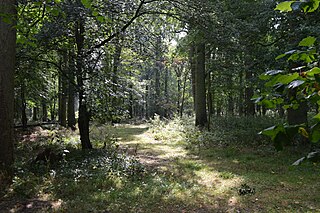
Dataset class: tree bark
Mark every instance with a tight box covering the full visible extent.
[0,0,16,191]
[42,101,48,122]
[194,42,208,128]
[180,70,188,117]
[67,66,76,129]
[75,18,92,149]
[59,55,67,127]
[244,70,255,116]
[189,44,196,111]
[32,107,38,121]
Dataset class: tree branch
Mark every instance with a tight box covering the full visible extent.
[86,0,146,55]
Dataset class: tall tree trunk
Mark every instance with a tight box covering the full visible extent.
[164,67,169,117]
[244,70,255,116]
[59,53,67,127]
[67,56,76,130]
[238,71,244,116]
[111,36,122,122]
[194,42,208,128]
[177,71,181,116]
[42,101,48,122]
[0,0,16,191]
[145,84,150,119]
[189,44,196,111]
[227,93,234,116]
[180,70,188,117]
[129,83,133,118]
[32,107,38,121]
[207,70,213,130]
[75,18,92,149]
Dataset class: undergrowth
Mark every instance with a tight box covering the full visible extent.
[148,115,284,150]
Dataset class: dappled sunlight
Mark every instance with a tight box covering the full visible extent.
[112,123,248,211]
[5,120,320,212]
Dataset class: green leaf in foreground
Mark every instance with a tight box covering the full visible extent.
[299,36,316,47]
[310,123,320,143]
[275,1,295,12]
[81,0,92,8]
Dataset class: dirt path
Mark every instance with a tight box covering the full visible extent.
[114,124,245,212]
[117,124,189,170]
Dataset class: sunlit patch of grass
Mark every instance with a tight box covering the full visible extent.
[5,118,320,212]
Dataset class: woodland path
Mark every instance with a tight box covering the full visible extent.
[112,123,320,213]
[113,124,245,213]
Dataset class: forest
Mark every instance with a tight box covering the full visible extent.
[0,0,320,212]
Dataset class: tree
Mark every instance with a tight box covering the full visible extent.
[0,0,16,191]
[194,41,208,128]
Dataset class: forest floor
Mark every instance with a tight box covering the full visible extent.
[1,117,320,212]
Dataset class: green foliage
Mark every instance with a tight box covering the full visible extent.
[258,0,320,150]
[275,1,296,12]
[275,0,320,12]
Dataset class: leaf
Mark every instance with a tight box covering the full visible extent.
[310,123,320,143]
[265,70,284,75]
[292,157,306,165]
[51,8,60,16]
[307,67,320,77]
[313,113,320,121]
[261,99,276,108]
[275,1,295,12]
[259,125,277,137]
[299,36,316,47]
[278,73,299,84]
[288,80,305,89]
[275,53,286,60]
[273,131,289,151]
[265,75,281,87]
[275,50,297,60]
[81,0,92,8]
[301,0,320,12]
[97,16,105,23]
[252,96,263,104]
[299,127,309,138]
[259,125,285,140]
[260,70,283,80]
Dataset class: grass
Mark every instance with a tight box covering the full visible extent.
[1,116,320,212]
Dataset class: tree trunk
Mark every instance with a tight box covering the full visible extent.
[194,42,208,128]
[164,67,169,117]
[32,107,38,121]
[180,70,188,117]
[207,71,213,130]
[0,1,16,191]
[238,71,244,116]
[78,103,92,149]
[129,83,133,118]
[145,84,149,119]
[75,18,92,149]
[111,35,122,122]
[177,73,181,116]
[244,71,255,116]
[67,60,76,130]
[227,93,234,116]
[42,101,48,122]
[59,59,67,127]
[189,44,196,111]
